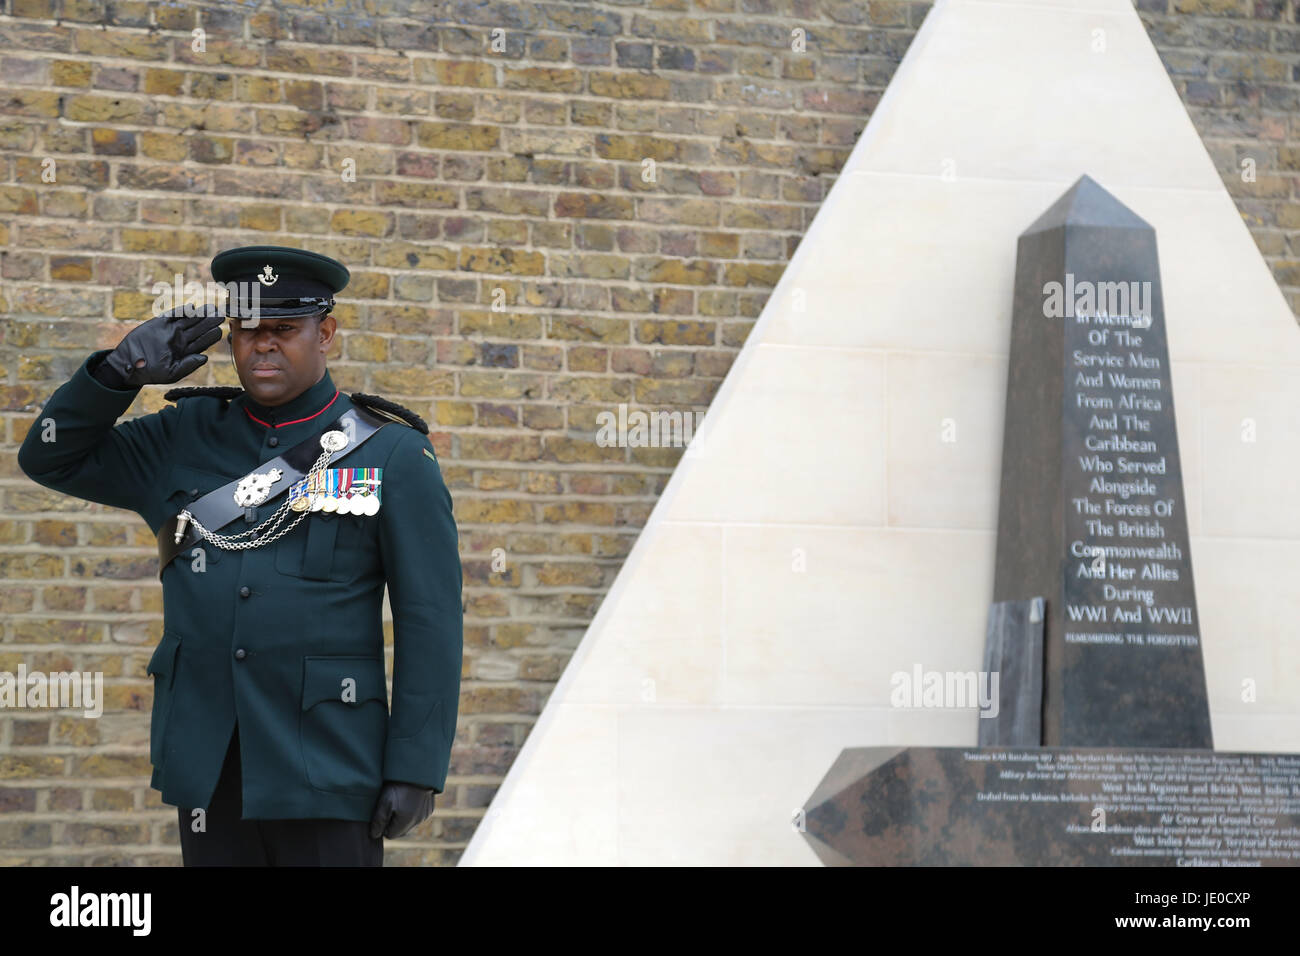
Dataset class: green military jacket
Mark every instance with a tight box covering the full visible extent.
[18,351,463,822]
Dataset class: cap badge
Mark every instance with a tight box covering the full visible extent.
[258,265,279,286]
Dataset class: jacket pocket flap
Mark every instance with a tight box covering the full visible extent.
[146,632,181,678]
[301,656,387,711]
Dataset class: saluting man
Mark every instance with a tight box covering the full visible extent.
[17,246,463,866]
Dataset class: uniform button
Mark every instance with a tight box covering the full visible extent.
[239,586,251,598]
[189,488,199,497]
[268,436,279,447]
[234,648,247,660]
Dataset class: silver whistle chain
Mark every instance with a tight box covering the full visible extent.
[175,442,339,552]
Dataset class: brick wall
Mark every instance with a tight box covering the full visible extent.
[1140,0,1300,306]
[0,0,1296,864]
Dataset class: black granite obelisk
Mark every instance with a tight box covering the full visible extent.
[992,175,1212,750]
[798,177,1264,867]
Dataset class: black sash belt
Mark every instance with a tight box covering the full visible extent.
[156,405,391,576]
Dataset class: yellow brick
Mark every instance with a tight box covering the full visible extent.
[459,247,546,276]
[51,61,93,87]
[435,401,475,426]
[418,60,497,87]
[140,131,188,161]
[330,209,393,237]
[454,499,534,523]
[238,204,282,231]
[502,67,583,93]
[0,755,65,779]
[416,122,500,151]
[73,29,168,60]
[63,95,145,123]
[120,228,207,255]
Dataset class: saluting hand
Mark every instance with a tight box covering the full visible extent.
[97,304,225,387]
[369,781,436,840]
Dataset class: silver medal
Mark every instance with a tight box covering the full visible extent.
[321,467,339,512]
[320,430,348,453]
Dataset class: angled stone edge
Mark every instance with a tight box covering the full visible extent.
[805,746,907,811]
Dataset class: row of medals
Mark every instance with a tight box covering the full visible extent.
[289,474,381,516]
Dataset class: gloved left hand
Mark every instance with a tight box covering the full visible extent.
[369,781,436,840]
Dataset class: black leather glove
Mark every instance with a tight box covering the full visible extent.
[369,781,436,840]
[92,304,224,389]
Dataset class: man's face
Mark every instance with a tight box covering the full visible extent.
[228,313,336,406]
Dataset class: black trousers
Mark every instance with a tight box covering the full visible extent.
[176,724,383,867]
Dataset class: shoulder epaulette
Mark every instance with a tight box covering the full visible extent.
[350,392,429,434]
[164,386,245,402]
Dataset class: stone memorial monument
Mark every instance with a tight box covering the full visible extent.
[802,177,1300,867]
[994,174,1211,750]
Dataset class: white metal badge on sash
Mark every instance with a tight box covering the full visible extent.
[233,467,283,507]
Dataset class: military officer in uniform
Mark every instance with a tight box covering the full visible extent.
[17,246,463,866]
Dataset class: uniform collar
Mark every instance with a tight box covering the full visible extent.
[241,369,341,428]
